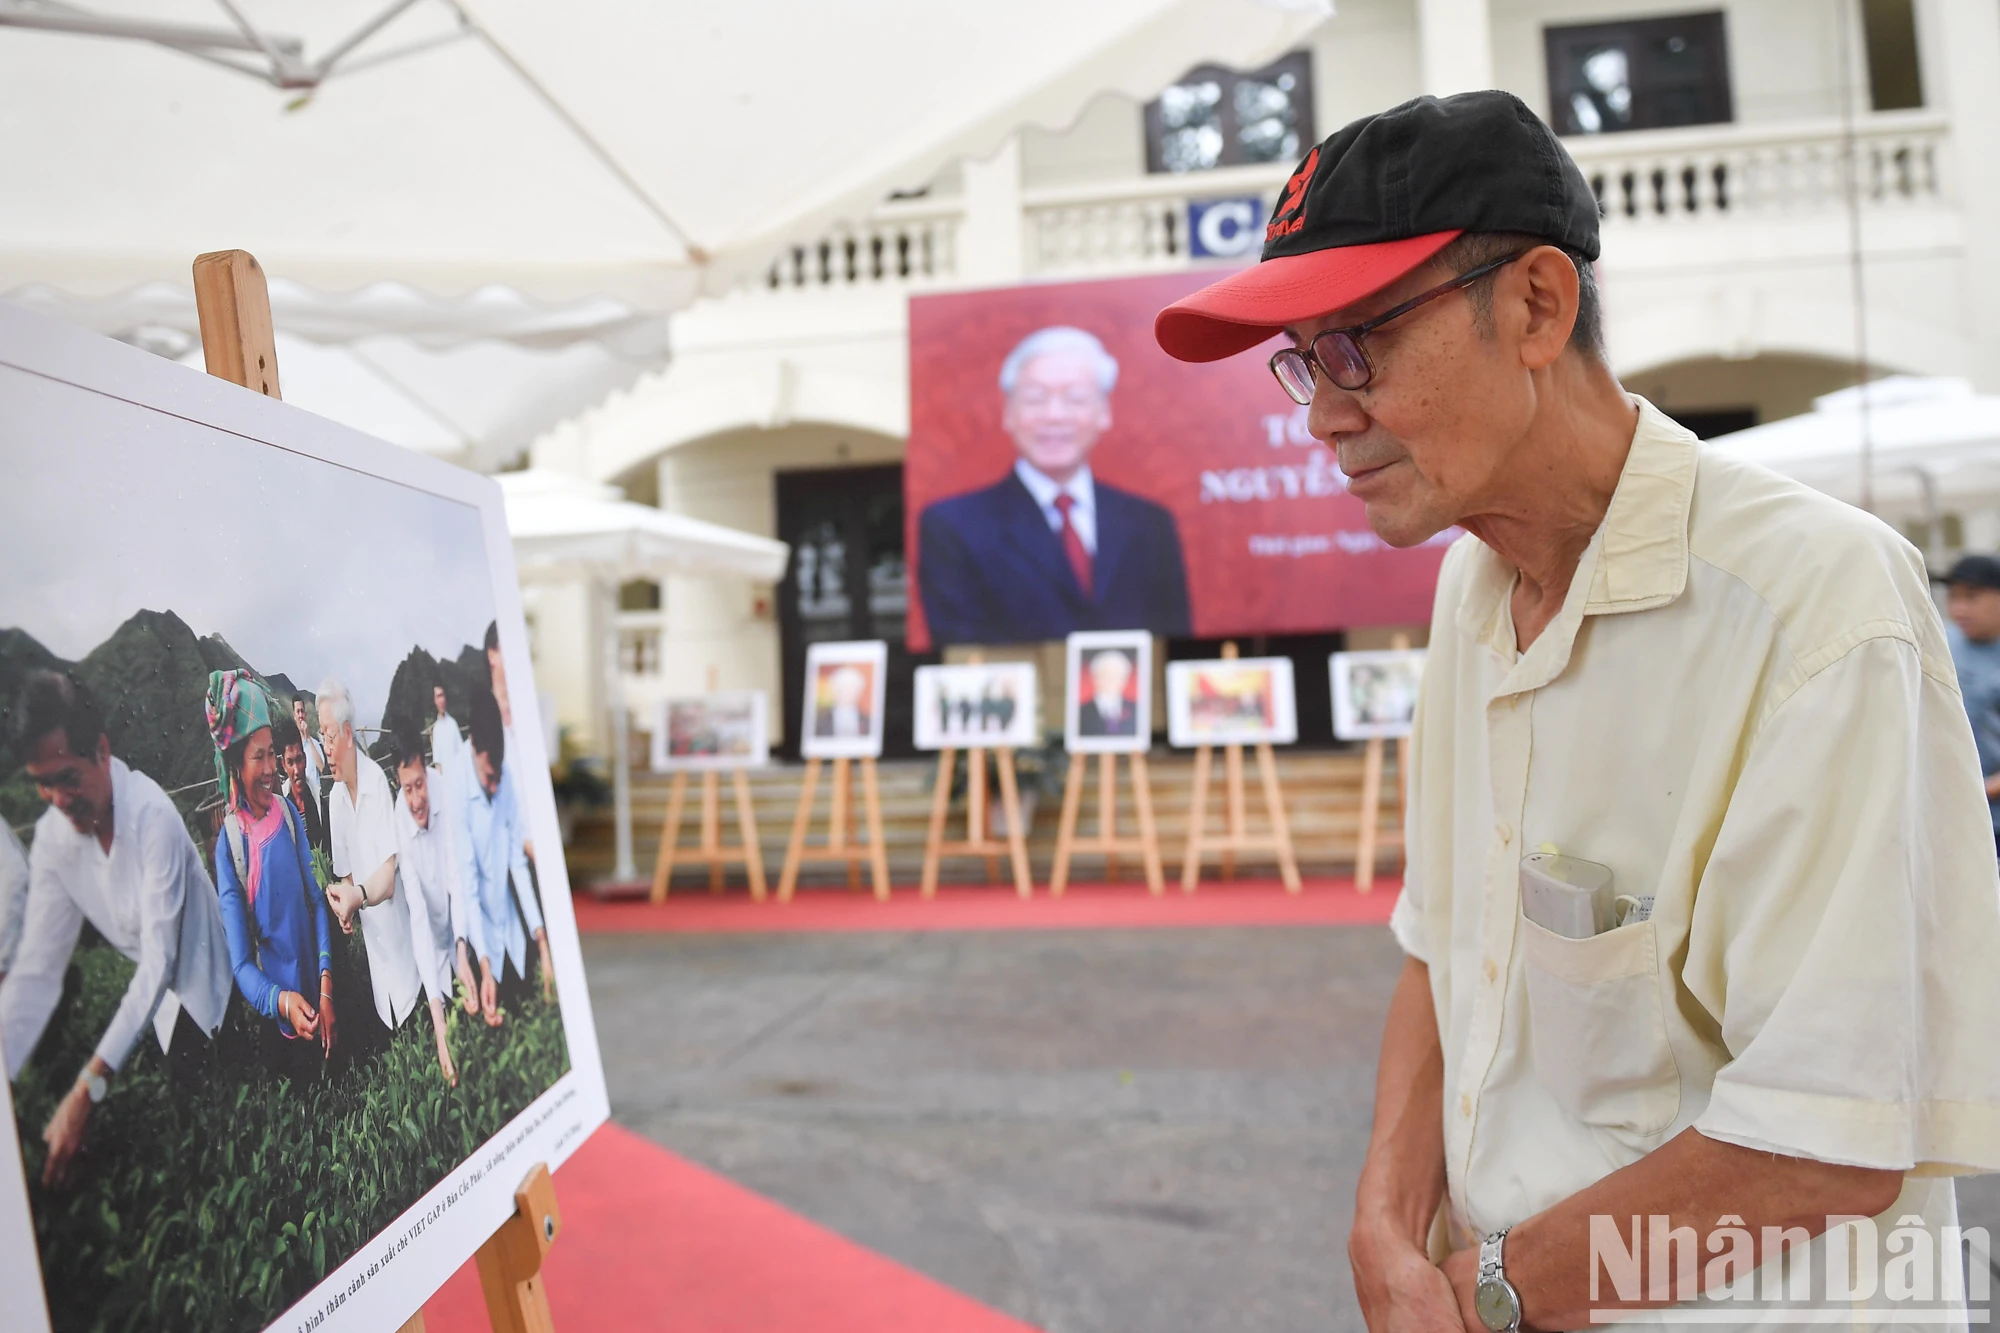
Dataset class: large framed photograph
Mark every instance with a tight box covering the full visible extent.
[913,663,1038,750]
[1331,649,1428,740]
[799,641,889,760]
[1063,632,1154,755]
[1165,657,1298,748]
[0,306,608,1333]
[651,691,770,771]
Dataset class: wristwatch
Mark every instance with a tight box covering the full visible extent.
[1475,1227,1524,1333]
[78,1068,108,1105]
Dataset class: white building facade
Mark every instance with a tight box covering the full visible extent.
[531,0,2000,754]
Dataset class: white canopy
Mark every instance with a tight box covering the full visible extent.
[1711,377,2000,511]
[0,0,1329,306]
[499,468,790,584]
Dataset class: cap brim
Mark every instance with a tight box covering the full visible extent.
[1154,231,1463,363]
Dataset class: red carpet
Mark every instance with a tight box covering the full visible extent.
[423,1122,1040,1333]
[576,876,1399,934]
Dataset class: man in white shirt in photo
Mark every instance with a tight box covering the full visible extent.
[388,729,465,1087]
[1157,91,2000,1329]
[0,819,27,983]
[0,671,230,1188]
[429,682,466,789]
[317,677,420,1043]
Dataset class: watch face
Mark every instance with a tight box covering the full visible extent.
[1475,1277,1520,1332]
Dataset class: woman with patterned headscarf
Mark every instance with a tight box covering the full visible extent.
[205,669,334,1072]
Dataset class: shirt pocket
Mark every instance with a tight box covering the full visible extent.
[1519,913,1682,1137]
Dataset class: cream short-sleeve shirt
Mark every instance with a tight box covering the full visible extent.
[1392,399,2000,1323]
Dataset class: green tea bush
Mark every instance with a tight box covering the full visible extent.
[11,941,571,1333]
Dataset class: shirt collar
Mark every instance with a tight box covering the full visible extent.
[1015,460,1094,512]
[1455,396,1698,692]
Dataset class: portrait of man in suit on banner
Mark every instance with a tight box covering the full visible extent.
[916,326,1192,646]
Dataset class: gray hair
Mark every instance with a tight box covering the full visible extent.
[999,326,1119,397]
[315,677,354,729]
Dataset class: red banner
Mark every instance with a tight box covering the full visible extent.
[904,269,1448,652]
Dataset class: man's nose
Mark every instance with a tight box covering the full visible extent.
[1307,381,1368,442]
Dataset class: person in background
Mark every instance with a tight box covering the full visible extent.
[483,622,537,865]
[457,687,553,1024]
[205,671,333,1074]
[317,678,421,1047]
[389,730,463,1087]
[1941,552,2000,853]
[0,671,230,1188]
[0,821,26,985]
[429,682,466,786]
[276,716,331,862]
[290,695,329,813]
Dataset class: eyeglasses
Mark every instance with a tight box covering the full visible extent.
[1268,252,1528,405]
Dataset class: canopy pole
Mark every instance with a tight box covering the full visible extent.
[605,580,637,883]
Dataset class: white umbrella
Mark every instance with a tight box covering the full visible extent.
[0,0,1330,304]
[1709,377,2000,515]
[498,467,789,882]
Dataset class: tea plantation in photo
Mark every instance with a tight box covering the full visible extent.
[10,935,571,1333]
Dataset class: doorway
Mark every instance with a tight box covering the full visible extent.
[775,464,935,759]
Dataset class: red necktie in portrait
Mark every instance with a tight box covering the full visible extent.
[1053,493,1094,597]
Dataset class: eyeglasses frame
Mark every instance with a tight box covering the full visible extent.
[1268,250,1531,404]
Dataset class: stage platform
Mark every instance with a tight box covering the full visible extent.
[575,876,1399,935]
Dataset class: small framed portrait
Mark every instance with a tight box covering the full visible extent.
[801,640,889,759]
[1166,657,1298,748]
[1331,649,1427,740]
[913,662,1039,750]
[1064,631,1154,754]
[651,691,770,771]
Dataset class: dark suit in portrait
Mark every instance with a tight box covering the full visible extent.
[917,473,1192,646]
[1077,695,1140,738]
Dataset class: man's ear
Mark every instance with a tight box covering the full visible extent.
[1510,246,1581,372]
[94,733,111,767]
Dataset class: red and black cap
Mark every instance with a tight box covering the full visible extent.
[1155,90,1601,363]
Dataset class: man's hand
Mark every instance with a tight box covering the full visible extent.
[1351,1217,1468,1333]
[318,972,337,1057]
[534,927,555,1003]
[1441,1246,1487,1333]
[455,940,481,1014]
[325,879,364,934]
[41,1070,101,1189]
[478,957,504,1027]
[1985,770,2000,800]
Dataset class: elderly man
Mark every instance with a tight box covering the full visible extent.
[1157,91,2000,1328]
[917,325,1191,644]
[1077,648,1139,739]
[317,678,421,1042]
[0,671,230,1187]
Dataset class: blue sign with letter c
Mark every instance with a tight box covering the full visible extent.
[1188,196,1264,259]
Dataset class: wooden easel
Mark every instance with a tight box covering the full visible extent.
[650,768,766,900]
[778,755,891,901]
[1354,632,1414,893]
[1050,750,1164,897]
[919,653,1032,898]
[1179,643,1301,893]
[196,250,563,1333]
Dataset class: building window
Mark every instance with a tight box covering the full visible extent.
[1545,12,1732,136]
[1145,51,1314,175]
[1862,0,1924,111]
[618,579,661,612]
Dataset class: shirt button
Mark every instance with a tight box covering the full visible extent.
[1483,957,1500,984]
[1495,821,1512,844]
[1459,1094,1473,1118]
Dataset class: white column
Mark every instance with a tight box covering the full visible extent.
[1938,0,2000,391]
[956,134,1025,285]
[1417,0,1493,95]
